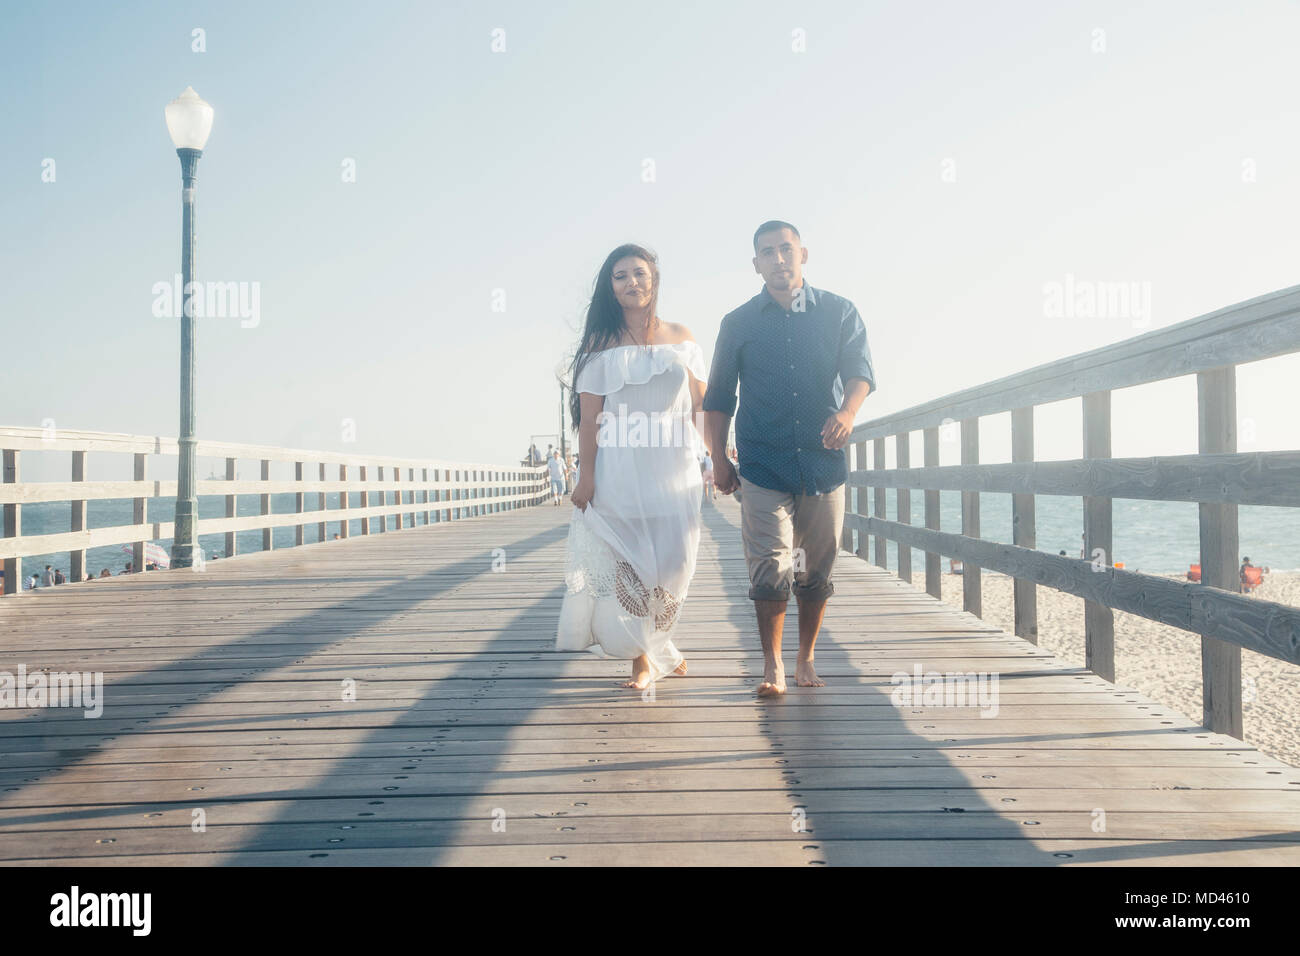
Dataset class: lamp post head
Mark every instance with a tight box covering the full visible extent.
[165,86,214,151]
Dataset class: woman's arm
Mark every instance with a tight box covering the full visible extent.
[571,391,604,510]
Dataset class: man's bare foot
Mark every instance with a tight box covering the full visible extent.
[673,660,688,676]
[757,662,786,698]
[795,661,825,687]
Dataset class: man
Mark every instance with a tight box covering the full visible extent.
[42,565,55,587]
[703,221,875,697]
[547,450,567,505]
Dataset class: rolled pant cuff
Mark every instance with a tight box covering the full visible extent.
[793,580,834,602]
[748,585,790,602]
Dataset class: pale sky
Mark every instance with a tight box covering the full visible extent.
[4,0,1299,481]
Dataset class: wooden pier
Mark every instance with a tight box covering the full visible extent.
[1,497,1298,865]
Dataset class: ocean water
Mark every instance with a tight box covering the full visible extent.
[5,488,1298,585]
[5,490,474,584]
[849,490,1300,576]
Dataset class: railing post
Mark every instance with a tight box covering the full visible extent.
[360,465,370,535]
[1198,366,1243,737]
[960,418,980,617]
[224,457,236,558]
[923,427,940,599]
[132,453,147,574]
[840,449,853,551]
[338,464,350,539]
[377,466,387,532]
[1011,406,1038,644]
[895,432,911,583]
[422,467,430,524]
[70,450,87,583]
[2,450,19,595]
[261,458,272,551]
[1082,391,1114,680]
[394,466,403,530]
[853,440,867,557]
[294,460,305,546]
[317,463,327,542]
[872,437,887,568]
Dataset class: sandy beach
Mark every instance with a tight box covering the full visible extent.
[922,568,1300,768]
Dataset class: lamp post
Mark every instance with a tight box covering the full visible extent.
[164,87,214,569]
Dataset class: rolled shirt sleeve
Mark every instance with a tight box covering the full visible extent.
[702,316,740,416]
[838,302,876,392]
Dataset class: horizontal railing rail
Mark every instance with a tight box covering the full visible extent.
[842,283,1300,739]
[1,427,552,592]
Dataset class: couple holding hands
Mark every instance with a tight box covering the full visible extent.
[556,221,876,696]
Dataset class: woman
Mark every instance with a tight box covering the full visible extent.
[557,244,707,690]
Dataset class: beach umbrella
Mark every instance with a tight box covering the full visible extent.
[120,543,171,569]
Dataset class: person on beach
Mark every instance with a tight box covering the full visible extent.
[703,221,875,698]
[547,450,567,505]
[556,243,707,690]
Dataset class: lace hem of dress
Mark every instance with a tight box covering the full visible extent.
[565,514,682,632]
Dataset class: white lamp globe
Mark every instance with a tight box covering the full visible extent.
[164,87,214,150]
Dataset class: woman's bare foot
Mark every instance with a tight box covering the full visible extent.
[757,661,786,698]
[673,660,688,676]
[622,656,652,690]
[795,660,825,687]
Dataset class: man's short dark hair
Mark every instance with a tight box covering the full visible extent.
[753,220,800,251]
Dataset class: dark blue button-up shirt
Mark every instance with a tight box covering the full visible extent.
[703,282,875,495]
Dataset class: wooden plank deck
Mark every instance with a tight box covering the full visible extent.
[1,497,1298,866]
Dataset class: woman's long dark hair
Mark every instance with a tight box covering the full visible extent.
[567,243,660,428]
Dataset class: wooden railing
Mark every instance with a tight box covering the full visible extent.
[842,283,1300,737]
[0,427,552,595]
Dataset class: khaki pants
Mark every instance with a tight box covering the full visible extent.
[738,476,845,603]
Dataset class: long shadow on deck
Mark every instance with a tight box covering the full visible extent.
[699,498,1054,865]
[0,513,570,838]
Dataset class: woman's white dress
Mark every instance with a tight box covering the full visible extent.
[556,341,708,680]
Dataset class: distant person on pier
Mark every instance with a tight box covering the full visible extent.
[119,562,132,575]
[557,243,706,690]
[701,451,715,502]
[547,450,567,505]
[99,568,112,579]
[27,573,39,590]
[702,221,875,697]
[54,569,66,585]
[42,565,55,587]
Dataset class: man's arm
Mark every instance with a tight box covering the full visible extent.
[821,302,876,450]
[701,318,741,493]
